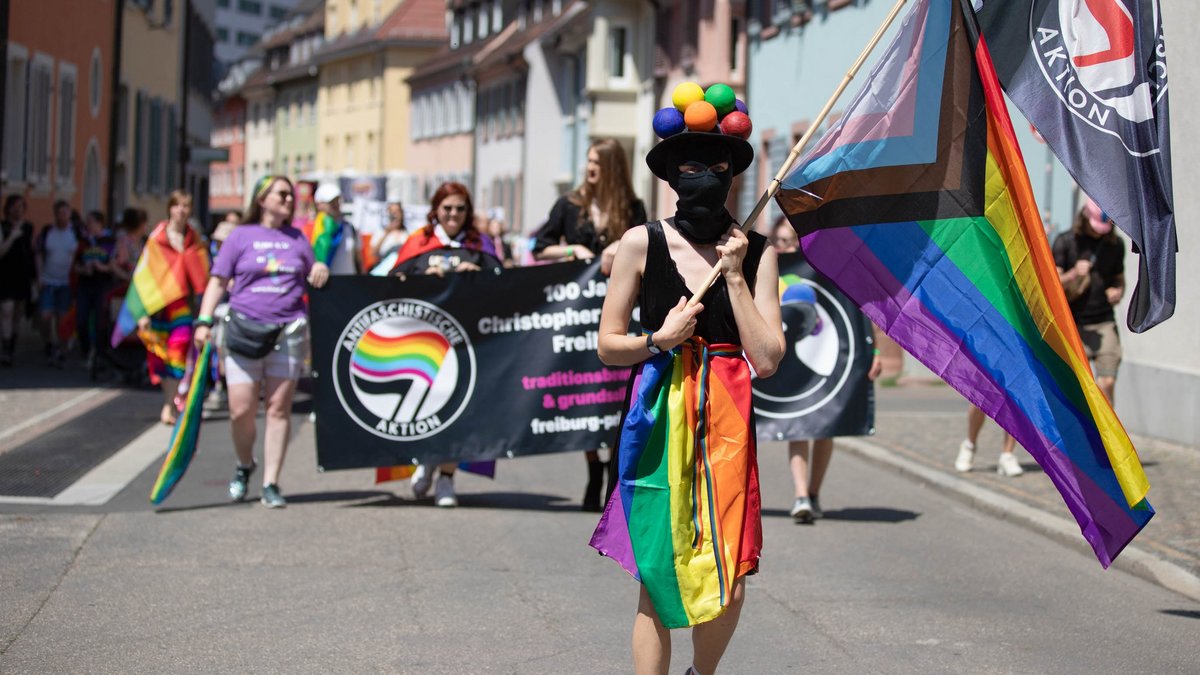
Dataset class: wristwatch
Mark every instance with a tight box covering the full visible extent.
[645,333,662,355]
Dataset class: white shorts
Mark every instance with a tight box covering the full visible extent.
[224,319,310,385]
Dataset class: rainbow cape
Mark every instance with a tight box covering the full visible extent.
[150,341,212,504]
[590,341,761,629]
[110,223,209,347]
[776,0,1152,566]
[307,211,344,266]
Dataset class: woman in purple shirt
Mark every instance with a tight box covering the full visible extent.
[193,176,328,508]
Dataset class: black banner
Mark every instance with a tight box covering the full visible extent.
[752,252,875,441]
[311,262,627,471]
[310,255,873,471]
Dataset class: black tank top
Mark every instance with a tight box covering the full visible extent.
[639,219,767,345]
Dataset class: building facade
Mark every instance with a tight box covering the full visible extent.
[262,4,324,182]
[113,0,184,223]
[2,0,116,225]
[214,0,305,72]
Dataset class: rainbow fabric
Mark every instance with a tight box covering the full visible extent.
[110,223,209,348]
[308,211,344,266]
[150,341,212,505]
[351,330,450,384]
[590,341,760,629]
[776,0,1152,566]
[374,461,497,485]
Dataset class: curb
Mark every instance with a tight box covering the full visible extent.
[836,436,1200,604]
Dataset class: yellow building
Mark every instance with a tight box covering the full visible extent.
[315,0,444,200]
[112,0,183,223]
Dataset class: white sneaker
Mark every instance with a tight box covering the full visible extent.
[954,440,975,472]
[411,464,433,498]
[434,474,457,508]
[997,452,1025,477]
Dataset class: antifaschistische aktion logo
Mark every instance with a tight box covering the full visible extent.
[1029,0,1167,157]
[332,299,476,441]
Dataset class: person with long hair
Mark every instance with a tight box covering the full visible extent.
[389,182,499,507]
[125,191,209,424]
[193,176,326,508]
[590,113,784,674]
[0,195,36,366]
[534,138,648,511]
[371,201,408,263]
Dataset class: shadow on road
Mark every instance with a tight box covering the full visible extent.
[763,506,920,523]
[350,491,578,512]
[1159,609,1200,620]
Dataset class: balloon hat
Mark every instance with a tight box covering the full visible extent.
[647,81,754,181]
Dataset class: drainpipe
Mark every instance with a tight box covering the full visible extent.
[106,0,125,221]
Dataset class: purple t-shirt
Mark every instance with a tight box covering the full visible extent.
[211,224,314,323]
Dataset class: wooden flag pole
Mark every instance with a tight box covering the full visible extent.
[687,0,910,306]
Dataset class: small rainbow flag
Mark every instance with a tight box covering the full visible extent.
[776,0,1152,566]
[150,341,212,505]
[351,330,450,385]
[308,211,345,266]
[590,341,760,629]
[111,224,209,348]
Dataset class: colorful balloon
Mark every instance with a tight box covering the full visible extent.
[734,99,748,115]
[719,111,752,139]
[653,107,686,139]
[705,84,736,116]
[684,101,719,131]
[672,82,705,112]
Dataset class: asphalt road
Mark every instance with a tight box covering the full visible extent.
[2,411,1198,673]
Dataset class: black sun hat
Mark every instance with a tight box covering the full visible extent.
[646,81,755,181]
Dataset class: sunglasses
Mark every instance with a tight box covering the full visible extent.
[440,204,467,213]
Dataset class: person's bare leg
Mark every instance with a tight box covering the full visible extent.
[967,404,986,445]
[1096,376,1116,405]
[227,381,260,466]
[160,377,179,424]
[1000,433,1017,455]
[691,578,746,674]
[787,440,811,498]
[632,585,670,675]
[261,376,298,485]
[808,439,835,498]
[437,462,457,476]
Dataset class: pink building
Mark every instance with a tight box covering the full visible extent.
[209,95,247,223]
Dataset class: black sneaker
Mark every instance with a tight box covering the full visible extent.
[228,461,257,501]
[261,484,287,508]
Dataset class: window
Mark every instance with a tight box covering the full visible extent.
[269,5,288,20]
[83,142,101,211]
[730,17,742,72]
[134,92,146,193]
[463,8,474,44]
[218,0,230,7]
[493,0,502,31]
[217,27,229,43]
[349,0,358,29]
[57,63,78,188]
[238,0,262,15]
[281,156,289,177]
[478,3,488,38]
[89,49,102,117]
[236,31,259,46]
[3,45,28,183]
[148,98,162,193]
[236,167,244,195]
[27,53,54,186]
[345,134,354,169]
[608,26,627,79]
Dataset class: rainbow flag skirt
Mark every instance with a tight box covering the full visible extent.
[590,340,761,629]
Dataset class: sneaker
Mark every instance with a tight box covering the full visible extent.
[790,497,814,524]
[411,464,433,498]
[260,484,287,508]
[997,452,1025,477]
[203,386,228,412]
[954,439,976,472]
[434,474,457,508]
[810,495,824,520]
[228,461,257,501]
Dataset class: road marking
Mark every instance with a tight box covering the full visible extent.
[0,388,115,443]
[0,423,169,506]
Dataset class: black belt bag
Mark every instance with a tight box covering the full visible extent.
[223,310,286,359]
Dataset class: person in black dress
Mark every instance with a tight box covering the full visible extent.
[0,195,36,365]
[533,138,648,511]
[592,125,784,674]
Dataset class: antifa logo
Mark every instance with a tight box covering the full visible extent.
[332,299,476,441]
[751,276,858,420]
[1030,0,1167,157]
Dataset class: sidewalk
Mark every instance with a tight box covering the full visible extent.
[861,384,1200,600]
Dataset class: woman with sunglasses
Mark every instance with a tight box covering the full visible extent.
[388,182,499,507]
[193,176,329,508]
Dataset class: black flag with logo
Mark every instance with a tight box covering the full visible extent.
[971,0,1175,332]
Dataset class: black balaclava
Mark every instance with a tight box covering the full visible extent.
[667,138,734,245]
